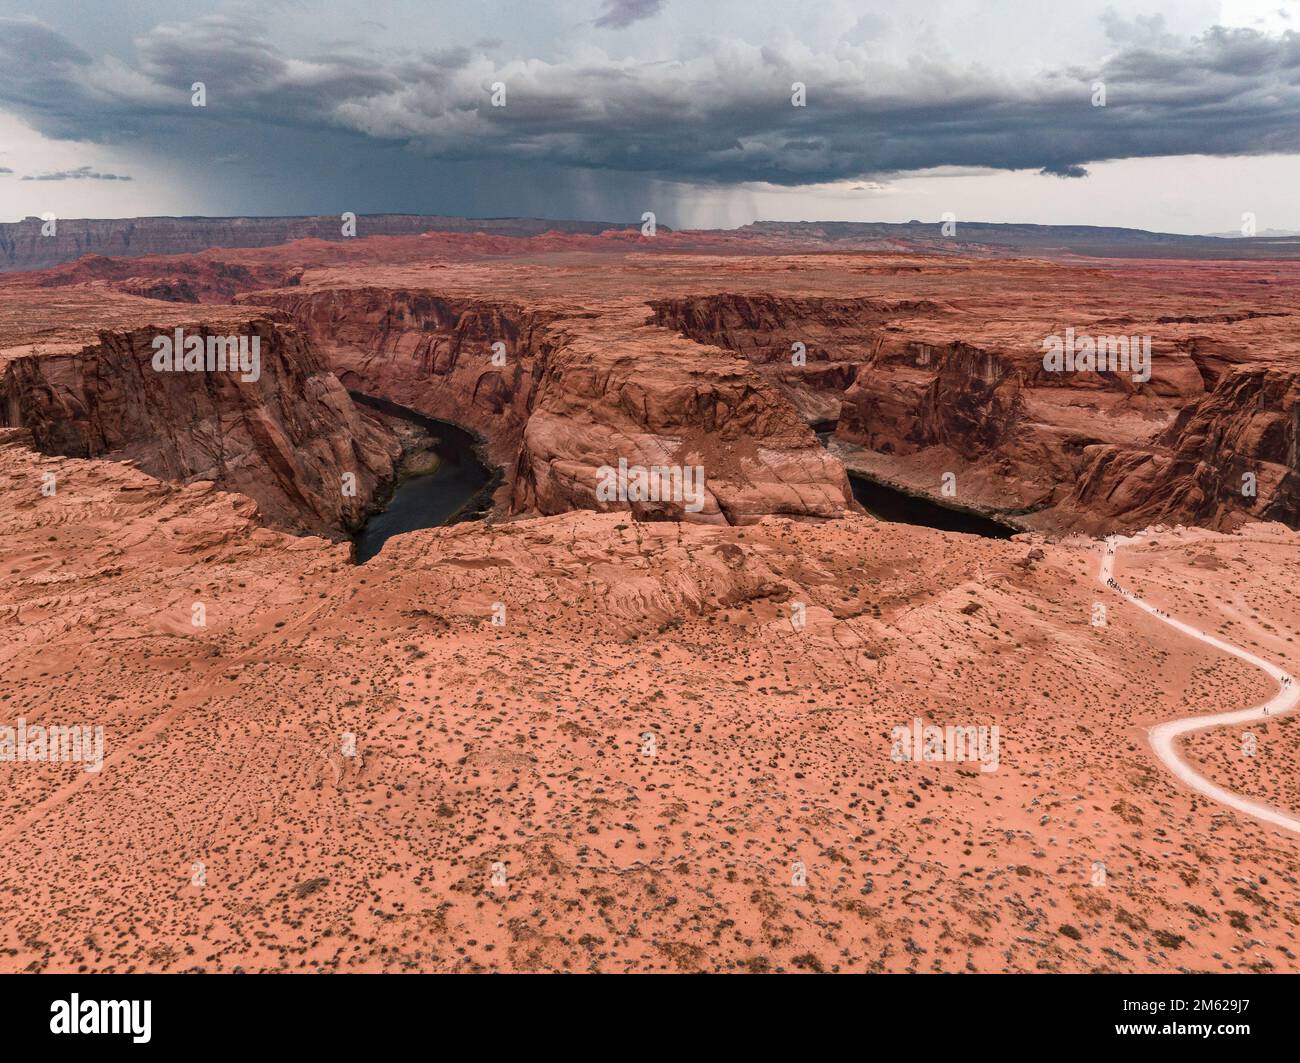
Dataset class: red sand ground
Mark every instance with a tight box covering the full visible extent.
[1,231,1297,972]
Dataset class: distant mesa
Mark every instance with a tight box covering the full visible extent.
[4,214,1300,273]
[0,214,632,272]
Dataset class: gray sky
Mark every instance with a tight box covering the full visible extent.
[1,0,1298,232]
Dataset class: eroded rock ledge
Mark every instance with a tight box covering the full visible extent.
[0,295,397,536]
[243,286,859,525]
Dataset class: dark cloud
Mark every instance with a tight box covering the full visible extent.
[594,1,668,30]
[21,166,132,181]
[0,167,13,174]
[132,15,403,122]
[1040,164,1090,178]
[1,14,1299,189]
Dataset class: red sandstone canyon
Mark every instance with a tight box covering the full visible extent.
[5,6,1300,1030]
[2,221,1299,985]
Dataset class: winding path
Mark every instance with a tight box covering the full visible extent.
[1099,534,1300,836]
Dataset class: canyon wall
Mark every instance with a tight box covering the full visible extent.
[245,285,859,525]
[649,294,934,425]
[0,316,399,535]
[249,275,1298,534]
[511,307,856,523]
[1060,365,1300,531]
[8,238,1297,536]
[652,293,1075,517]
[243,288,556,469]
[651,284,1300,531]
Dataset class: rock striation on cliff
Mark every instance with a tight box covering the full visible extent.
[0,296,398,535]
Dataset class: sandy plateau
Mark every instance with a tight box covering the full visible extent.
[0,229,1298,973]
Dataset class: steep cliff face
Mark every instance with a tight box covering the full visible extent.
[649,293,937,426]
[648,294,942,359]
[651,293,1043,468]
[648,289,1296,527]
[0,316,399,535]
[838,340,1024,455]
[240,287,557,469]
[241,286,857,524]
[651,294,1061,514]
[1059,365,1300,531]
[511,308,856,524]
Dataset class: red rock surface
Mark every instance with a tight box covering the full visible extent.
[2,228,1300,974]
[643,255,1300,532]
[2,427,1299,972]
[240,258,860,525]
[0,288,398,536]
[1061,364,1300,530]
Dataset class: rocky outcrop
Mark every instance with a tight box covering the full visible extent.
[35,255,304,303]
[648,289,1299,529]
[0,316,399,535]
[648,294,941,360]
[649,293,937,426]
[512,308,857,524]
[241,287,556,470]
[653,294,1076,516]
[832,335,1219,521]
[244,287,859,525]
[1059,365,1300,531]
[839,340,1024,456]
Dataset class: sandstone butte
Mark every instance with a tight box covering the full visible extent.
[0,227,1298,973]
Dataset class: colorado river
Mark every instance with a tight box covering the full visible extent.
[350,393,495,563]
[848,473,1017,539]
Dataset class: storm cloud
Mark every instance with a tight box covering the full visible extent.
[1,13,1298,188]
